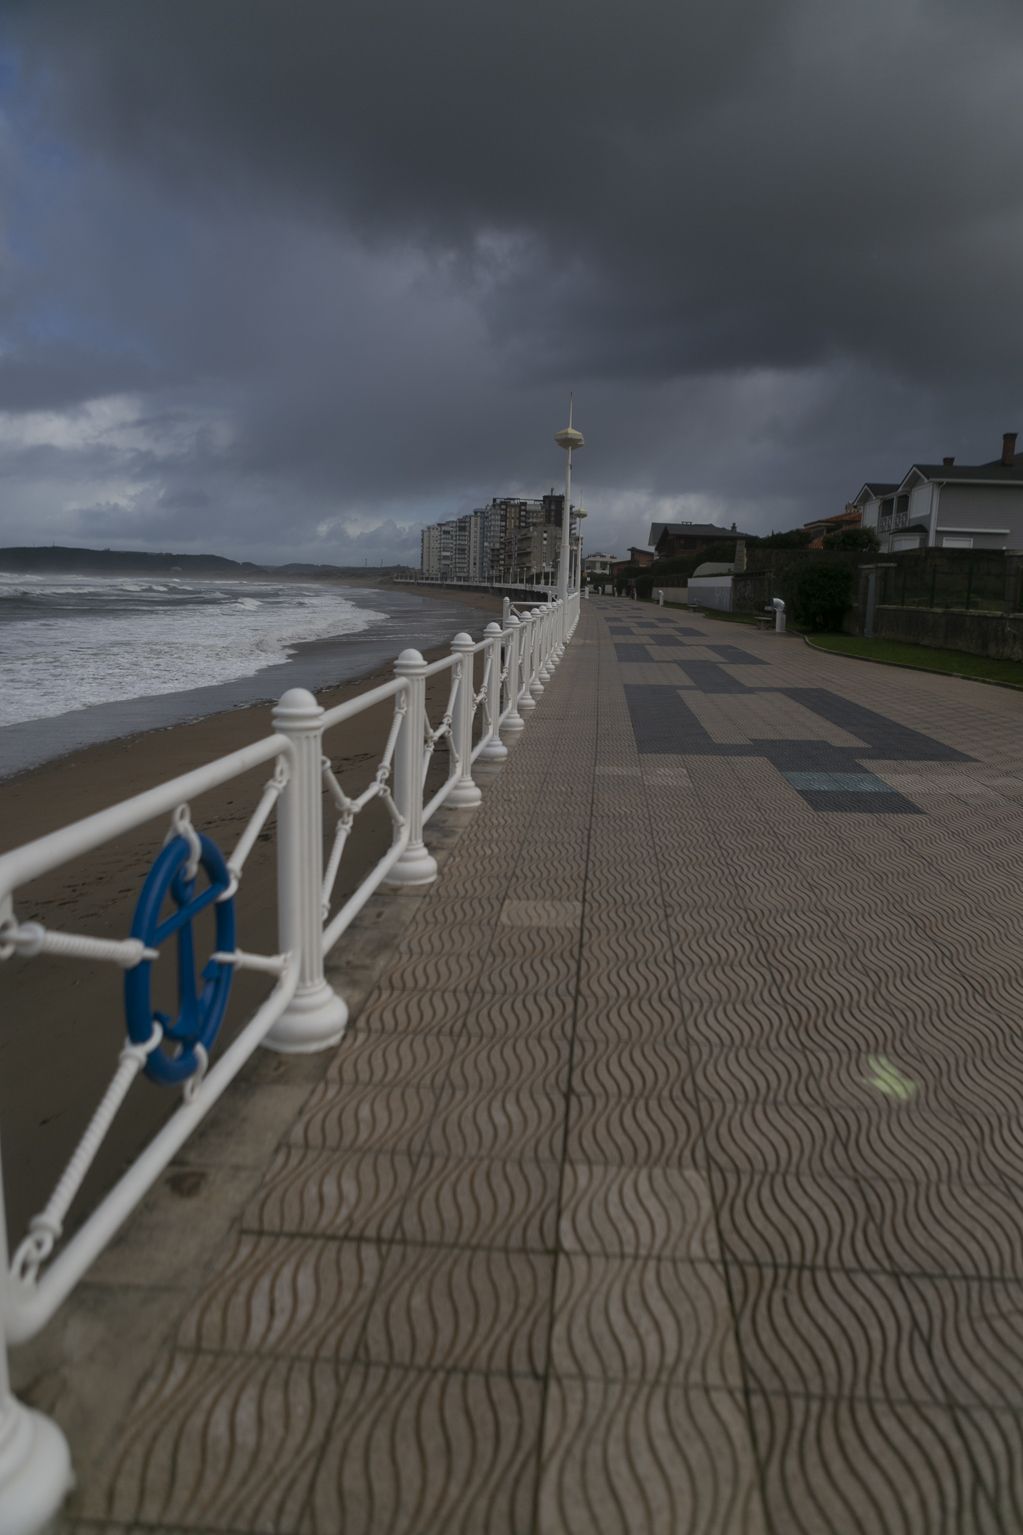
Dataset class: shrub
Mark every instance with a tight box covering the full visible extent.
[823,527,880,551]
[759,528,813,549]
[790,562,854,632]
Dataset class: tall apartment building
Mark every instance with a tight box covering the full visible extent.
[418,492,566,584]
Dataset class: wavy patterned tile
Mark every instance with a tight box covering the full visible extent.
[572,1036,693,1102]
[748,1393,983,1535]
[551,1255,740,1387]
[578,971,679,1019]
[474,948,581,994]
[243,1146,412,1238]
[900,1276,1023,1408]
[425,1086,564,1160]
[408,896,507,929]
[580,929,677,971]
[560,1164,718,1260]
[361,1245,552,1375]
[84,1351,334,1530]
[952,1404,1023,1533]
[176,1231,381,1359]
[288,1079,438,1153]
[538,1378,765,1535]
[399,1155,558,1250]
[442,1029,568,1098]
[352,986,475,1035]
[728,1264,941,1401]
[325,1028,458,1088]
[566,1091,706,1169]
[703,1099,995,1182]
[379,947,489,993]
[856,1178,1023,1279]
[573,992,681,1044]
[460,987,576,1037]
[711,1170,888,1269]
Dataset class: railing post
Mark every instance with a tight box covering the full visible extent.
[502,596,511,627]
[446,633,482,808]
[265,689,347,1052]
[478,622,509,762]
[502,616,525,736]
[386,651,439,886]
[0,1125,74,1535]
[541,602,557,679]
[517,613,537,714]
[529,607,545,697]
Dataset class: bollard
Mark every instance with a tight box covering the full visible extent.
[771,597,786,634]
[478,622,509,762]
[386,651,439,886]
[446,633,483,807]
[501,616,526,735]
[265,689,348,1051]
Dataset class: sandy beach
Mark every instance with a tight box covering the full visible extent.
[0,586,502,1243]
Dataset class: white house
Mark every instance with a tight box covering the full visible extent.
[583,552,616,576]
[855,432,1023,552]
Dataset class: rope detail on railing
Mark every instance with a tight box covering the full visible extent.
[421,661,461,790]
[0,920,157,968]
[10,1021,165,1286]
[164,803,201,880]
[320,691,406,918]
[219,756,289,901]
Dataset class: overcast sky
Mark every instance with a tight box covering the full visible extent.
[3,0,1023,566]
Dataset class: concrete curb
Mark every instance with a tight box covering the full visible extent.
[802,634,1023,692]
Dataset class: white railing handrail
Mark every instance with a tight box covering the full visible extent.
[0,733,288,900]
[0,593,582,1533]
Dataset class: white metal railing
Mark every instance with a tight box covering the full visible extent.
[0,596,579,1534]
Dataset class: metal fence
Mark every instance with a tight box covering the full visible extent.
[874,551,1023,613]
[0,592,579,1533]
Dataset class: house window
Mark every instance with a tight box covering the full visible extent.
[941,536,973,548]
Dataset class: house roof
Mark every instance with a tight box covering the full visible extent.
[897,453,1023,492]
[856,454,1023,504]
[648,522,755,545]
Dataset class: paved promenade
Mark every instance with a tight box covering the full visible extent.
[61,599,1023,1533]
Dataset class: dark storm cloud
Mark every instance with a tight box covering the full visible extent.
[3,0,1023,559]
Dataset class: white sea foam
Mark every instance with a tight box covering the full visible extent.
[0,572,386,728]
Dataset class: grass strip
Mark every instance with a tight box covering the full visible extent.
[806,632,1023,689]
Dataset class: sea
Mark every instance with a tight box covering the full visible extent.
[0,572,491,778]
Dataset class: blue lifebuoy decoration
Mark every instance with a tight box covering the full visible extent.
[124,833,236,1085]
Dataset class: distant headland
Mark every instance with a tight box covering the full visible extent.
[0,546,410,582]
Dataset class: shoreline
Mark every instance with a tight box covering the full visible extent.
[0,588,501,1243]
[0,582,501,782]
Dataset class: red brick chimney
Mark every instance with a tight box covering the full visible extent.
[942,456,955,467]
[1001,431,1017,466]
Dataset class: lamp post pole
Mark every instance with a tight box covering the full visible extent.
[555,398,584,647]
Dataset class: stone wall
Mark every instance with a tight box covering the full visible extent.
[872,606,1023,661]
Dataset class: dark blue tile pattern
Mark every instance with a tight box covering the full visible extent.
[615,620,971,815]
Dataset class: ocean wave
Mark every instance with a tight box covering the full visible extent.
[0,574,388,728]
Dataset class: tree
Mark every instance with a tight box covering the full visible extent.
[823,527,880,551]
[759,528,813,549]
[790,563,854,632]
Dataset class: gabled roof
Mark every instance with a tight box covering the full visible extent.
[648,522,755,545]
[854,482,899,503]
[896,453,1023,494]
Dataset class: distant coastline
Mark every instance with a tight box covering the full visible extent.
[0,544,412,583]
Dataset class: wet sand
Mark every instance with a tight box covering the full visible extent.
[0,589,501,1243]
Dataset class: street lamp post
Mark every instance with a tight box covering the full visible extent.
[555,398,584,646]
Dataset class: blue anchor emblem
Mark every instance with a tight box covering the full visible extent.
[124,826,236,1085]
